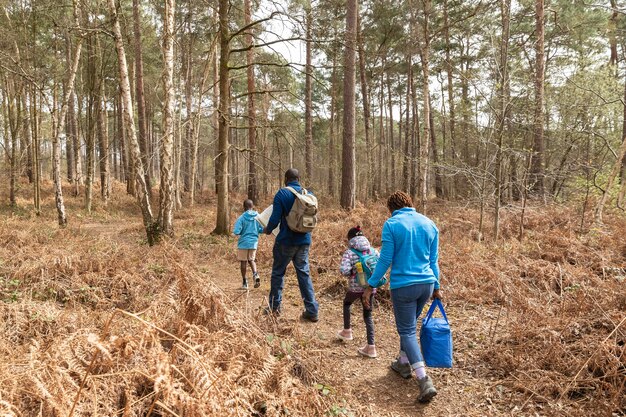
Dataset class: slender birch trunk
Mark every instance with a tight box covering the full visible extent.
[214,0,231,234]
[107,0,157,243]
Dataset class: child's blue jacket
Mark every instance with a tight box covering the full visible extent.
[234,210,264,249]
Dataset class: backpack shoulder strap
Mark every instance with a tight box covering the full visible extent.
[350,248,366,259]
[285,186,307,196]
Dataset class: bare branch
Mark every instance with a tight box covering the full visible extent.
[229,36,305,54]
[228,11,282,41]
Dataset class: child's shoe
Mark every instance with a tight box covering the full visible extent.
[241,280,248,290]
[358,344,378,358]
[336,329,353,341]
[253,272,260,288]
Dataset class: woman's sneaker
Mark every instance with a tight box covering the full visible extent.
[417,376,437,403]
[253,272,261,288]
[390,358,413,379]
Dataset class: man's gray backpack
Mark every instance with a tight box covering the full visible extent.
[285,187,318,233]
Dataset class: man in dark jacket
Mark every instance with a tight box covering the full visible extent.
[264,168,319,322]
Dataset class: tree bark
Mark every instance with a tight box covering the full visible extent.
[403,57,412,192]
[132,0,152,199]
[357,13,372,198]
[328,52,337,197]
[429,96,443,198]
[245,0,258,202]
[443,0,457,197]
[530,0,545,197]
[108,0,157,243]
[416,0,432,212]
[304,1,313,184]
[51,1,83,226]
[387,72,394,191]
[97,53,110,205]
[214,0,231,234]
[340,0,357,210]
[159,0,176,236]
[494,0,511,240]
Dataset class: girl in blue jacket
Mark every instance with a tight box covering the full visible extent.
[233,199,264,289]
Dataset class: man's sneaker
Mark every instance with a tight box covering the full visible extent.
[390,358,413,379]
[301,311,319,323]
[417,375,437,403]
[241,281,248,290]
[253,273,261,288]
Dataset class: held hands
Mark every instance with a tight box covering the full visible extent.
[263,227,272,235]
[362,286,374,309]
[431,289,442,301]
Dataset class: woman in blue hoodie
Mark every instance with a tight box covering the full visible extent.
[362,191,442,403]
[233,199,264,289]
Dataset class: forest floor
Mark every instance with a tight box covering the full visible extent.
[0,181,624,416]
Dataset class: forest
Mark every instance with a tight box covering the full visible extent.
[0,0,624,416]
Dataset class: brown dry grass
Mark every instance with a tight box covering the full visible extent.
[0,179,624,416]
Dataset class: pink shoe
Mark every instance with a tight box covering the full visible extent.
[337,329,353,341]
[358,345,378,358]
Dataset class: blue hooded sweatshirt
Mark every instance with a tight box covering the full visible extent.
[233,210,264,249]
[367,207,440,290]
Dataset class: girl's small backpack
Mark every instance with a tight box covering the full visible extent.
[350,249,387,288]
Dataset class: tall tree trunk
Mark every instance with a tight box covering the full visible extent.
[97,55,110,205]
[70,88,82,196]
[357,13,372,199]
[245,0,258,201]
[416,0,432,212]
[212,25,220,195]
[116,94,128,184]
[108,0,157,244]
[304,1,313,183]
[51,1,83,225]
[85,33,96,213]
[328,52,337,196]
[132,0,152,198]
[494,0,511,239]
[619,49,626,208]
[214,0,231,234]
[429,96,443,198]
[443,0,457,197]
[403,58,412,192]
[340,0,357,210]
[159,0,176,236]
[410,55,420,200]
[387,72,394,192]
[31,86,41,214]
[190,43,216,206]
[21,92,32,184]
[65,36,75,184]
[609,0,618,67]
[182,12,193,194]
[530,0,545,197]
[6,80,20,208]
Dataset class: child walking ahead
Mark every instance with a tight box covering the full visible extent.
[233,199,264,289]
[337,226,378,358]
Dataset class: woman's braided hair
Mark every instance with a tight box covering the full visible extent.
[387,191,413,213]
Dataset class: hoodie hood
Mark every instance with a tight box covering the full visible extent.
[349,235,371,252]
[243,210,258,220]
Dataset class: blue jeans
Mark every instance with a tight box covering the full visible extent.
[268,243,319,315]
[391,283,434,368]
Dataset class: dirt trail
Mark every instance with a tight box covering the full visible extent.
[198,256,505,417]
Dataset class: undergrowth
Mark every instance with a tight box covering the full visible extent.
[0,180,623,416]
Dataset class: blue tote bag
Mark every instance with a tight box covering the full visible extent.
[419,299,453,368]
